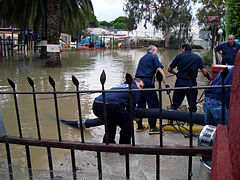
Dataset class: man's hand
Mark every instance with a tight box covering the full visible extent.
[134,118,141,122]
[165,84,171,95]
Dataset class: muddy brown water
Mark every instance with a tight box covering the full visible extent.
[0,49,209,179]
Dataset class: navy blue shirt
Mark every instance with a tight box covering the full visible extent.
[215,42,240,65]
[170,50,205,81]
[94,81,141,112]
[135,52,163,78]
[205,67,233,108]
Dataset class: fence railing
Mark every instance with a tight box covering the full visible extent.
[0,69,230,180]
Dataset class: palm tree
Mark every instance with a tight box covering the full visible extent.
[45,0,93,67]
[45,0,61,67]
[1,0,93,67]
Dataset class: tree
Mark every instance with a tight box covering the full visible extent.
[126,10,137,32]
[45,0,61,67]
[192,0,226,28]
[226,0,240,39]
[124,0,192,48]
[87,13,99,28]
[99,21,111,27]
[113,22,127,29]
[1,0,93,67]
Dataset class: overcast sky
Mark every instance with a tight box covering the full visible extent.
[91,0,126,22]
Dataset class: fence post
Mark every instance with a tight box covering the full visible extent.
[100,70,109,145]
[11,31,14,57]
[0,36,2,56]
[187,69,194,180]
[49,76,62,141]
[72,75,85,143]
[3,33,6,56]
[126,73,135,146]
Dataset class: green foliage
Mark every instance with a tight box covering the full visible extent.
[99,16,128,30]
[191,44,204,49]
[154,40,165,47]
[113,22,127,29]
[99,21,111,27]
[0,0,94,37]
[124,0,192,48]
[87,13,99,28]
[113,40,119,46]
[202,50,213,65]
[226,0,240,39]
[126,10,137,32]
[193,0,226,28]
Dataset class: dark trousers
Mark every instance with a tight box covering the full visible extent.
[93,102,132,144]
[137,78,158,129]
[172,78,198,112]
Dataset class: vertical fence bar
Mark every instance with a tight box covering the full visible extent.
[125,73,133,179]
[7,79,23,138]
[3,33,6,56]
[72,76,85,143]
[11,31,14,57]
[49,76,62,141]
[71,149,77,180]
[97,152,103,180]
[25,145,33,180]
[156,70,163,180]
[0,36,2,56]
[125,154,130,180]
[187,69,194,180]
[187,70,194,147]
[220,68,228,125]
[100,70,109,145]
[5,143,13,180]
[7,37,10,57]
[126,73,135,146]
[47,147,54,179]
[27,77,41,140]
[156,71,163,146]
[156,155,160,180]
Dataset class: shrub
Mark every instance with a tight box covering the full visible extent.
[192,44,204,49]
[202,50,213,65]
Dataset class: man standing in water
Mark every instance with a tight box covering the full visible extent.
[93,78,144,144]
[168,44,210,112]
[215,35,240,65]
[135,45,169,135]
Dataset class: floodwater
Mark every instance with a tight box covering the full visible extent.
[0,49,209,179]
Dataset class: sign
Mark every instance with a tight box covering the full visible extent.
[208,16,219,24]
[47,44,60,52]
[40,40,47,46]
[199,30,211,39]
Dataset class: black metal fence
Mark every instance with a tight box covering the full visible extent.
[0,69,230,180]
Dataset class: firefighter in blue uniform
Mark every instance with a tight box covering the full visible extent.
[135,45,168,135]
[93,78,144,144]
[204,67,233,126]
[168,44,210,112]
[215,35,240,65]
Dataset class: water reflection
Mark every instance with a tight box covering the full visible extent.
[0,49,208,171]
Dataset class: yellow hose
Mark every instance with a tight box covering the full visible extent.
[135,122,203,132]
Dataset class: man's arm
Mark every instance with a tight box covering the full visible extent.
[157,67,167,85]
[215,44,222,55]
[201,68,211,80]
[167,67,177,75]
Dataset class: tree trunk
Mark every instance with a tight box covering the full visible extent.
[45,0,62,67]
[164,26,171,48]
[40,0,47,59]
